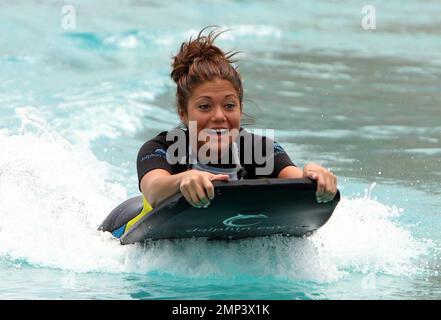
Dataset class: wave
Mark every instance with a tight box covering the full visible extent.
[0,110,430,282]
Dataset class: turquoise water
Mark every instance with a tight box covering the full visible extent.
[1,0,441,299]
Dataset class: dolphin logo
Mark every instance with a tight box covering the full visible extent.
[223,214,268,228]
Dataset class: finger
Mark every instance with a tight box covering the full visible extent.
[188,188,203,208]
[189,178,210,206]
[194,183,210,207]
[316,172,326,197]
[323,173,337,202]
[305,171,323,203]
[183,181,202,208]
[203,178,215,200]
[316,196,322,203]
[180,188,197,207]
[319,173,331,202]
[180,178,205,208]
[331,173,338,195]
[210,174,230,182]
[304,171,318,180]
[316,194,325,203]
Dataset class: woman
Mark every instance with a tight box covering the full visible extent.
[137,27,337,209]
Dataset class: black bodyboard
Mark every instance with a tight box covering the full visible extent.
[117,179,340,245]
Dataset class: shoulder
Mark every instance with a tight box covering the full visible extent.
[139,130,170,147]
[137,128,190,166]
[137,129,186,162]
[237,128,279,149]
[138,130,167,154]
[138,128,186,151]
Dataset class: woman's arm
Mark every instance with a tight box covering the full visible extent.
[140,169,184,208]
[140,169,229,208]
[277,165,303,179]
[278,163,337,203]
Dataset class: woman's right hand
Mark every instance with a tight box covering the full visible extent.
[179,170,229,208]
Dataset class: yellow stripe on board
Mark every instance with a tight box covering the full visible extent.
[124,195,153,234]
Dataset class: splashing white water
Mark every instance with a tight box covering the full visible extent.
[0,107,135,272]
[0,108,428,282]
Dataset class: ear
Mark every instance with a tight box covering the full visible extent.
[178,109,188,126]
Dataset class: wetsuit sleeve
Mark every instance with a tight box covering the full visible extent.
[241,134,296,179]
[136,134,175,191]
[271,141,296,178]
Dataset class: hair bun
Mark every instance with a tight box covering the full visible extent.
[171,26,233,84]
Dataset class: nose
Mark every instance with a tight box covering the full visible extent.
[211,105,226,122]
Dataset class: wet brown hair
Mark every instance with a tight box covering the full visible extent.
[170,26,243,118]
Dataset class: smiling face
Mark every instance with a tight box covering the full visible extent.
[179,78,242,162]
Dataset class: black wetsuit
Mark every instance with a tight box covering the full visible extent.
[136,127,296,190]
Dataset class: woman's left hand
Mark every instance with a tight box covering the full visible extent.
[302,163,337,203]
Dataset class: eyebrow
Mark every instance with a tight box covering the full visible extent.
[196,94,237,100]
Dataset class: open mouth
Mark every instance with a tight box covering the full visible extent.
[205,128,230,136]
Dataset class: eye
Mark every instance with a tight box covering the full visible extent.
[225,103,236,110]
[198,104,211,111]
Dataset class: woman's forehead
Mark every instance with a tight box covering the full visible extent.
[192,79,238,100]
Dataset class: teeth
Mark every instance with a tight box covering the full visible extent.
[207,129,229,135]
